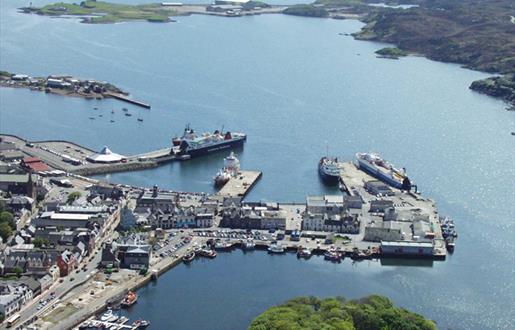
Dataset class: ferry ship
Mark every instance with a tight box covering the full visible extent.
[355,152,412,190]
[318,156,340,185]
[172,125,246,158]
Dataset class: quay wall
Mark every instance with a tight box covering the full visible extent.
[71,161,158,176]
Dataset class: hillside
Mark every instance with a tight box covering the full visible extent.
[354,0,515,75]
[248,295,437,330]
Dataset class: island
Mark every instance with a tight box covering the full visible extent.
[20,1,174,23]
[375,47,409,59]
[249,295,437,330]
[283,4,329,18]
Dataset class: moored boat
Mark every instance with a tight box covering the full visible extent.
[318,156,340,185]
[355,152,412,190]
[132,319,150,329]
[324,250,341,262]
[121,291,137,308]
[183,251,195,263]
[243,238,256,250]
[172,125,246,158]
[297,247,312,259]
[198,248,217,258]
[268,242,285,254]
[99,309,118,323]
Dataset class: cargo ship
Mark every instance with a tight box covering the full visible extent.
[121,291,137,308]
[318,156,340,185]
[172,125,246,158]
[355,152,412,190]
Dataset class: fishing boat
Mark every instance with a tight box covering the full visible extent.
[183,251,195,263]
[99,310,118,322]
[122,107,128,112]
[242,238,256,250]
[268,242,285,254]
[137,118,143,122]
[121,291,137,308]
[110,120,115,123]
[324,250,341,262]
[125,113,132,117]
[297,247,312,259]
[198,248,217,258]
[132,319,150,329]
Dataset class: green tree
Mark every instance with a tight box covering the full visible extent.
[0,222,13,242]
[12,266,23,277]
[67,191,82,204]
[33,237,49,248]
[249,295,436,330]
[0,211,15,229]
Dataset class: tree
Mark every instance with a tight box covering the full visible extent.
[12,266,23,277]
[33,237,49,248]
[67,191,82,204]
[0,222,13,242]
[0,211,15,229]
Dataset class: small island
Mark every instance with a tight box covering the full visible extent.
[375,47,409,59]
[249,295,437,330]
[21,1,174,23]
[470,74,515,109]
[0,70,126,100]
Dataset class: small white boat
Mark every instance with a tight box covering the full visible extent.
[268,243,285,254]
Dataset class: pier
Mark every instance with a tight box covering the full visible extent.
[216,171,262,198]
[104,92,151,109]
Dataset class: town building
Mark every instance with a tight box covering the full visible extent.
[0,282,33,318]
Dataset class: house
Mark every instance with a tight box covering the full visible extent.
[101,235,151,270]
[1,250,59,276]
[136,186,176,211]
[0,282,33,318]
[56,250,76,276]
[8,195,35,212]
[0,172,36,198]
[220,202,286,230]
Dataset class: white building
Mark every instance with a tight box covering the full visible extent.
[0,283,33,318]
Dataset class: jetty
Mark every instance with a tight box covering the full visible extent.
[216,170,262,198]
[104,91,151,109]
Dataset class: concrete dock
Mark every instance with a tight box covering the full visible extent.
[104,91,151,109]
[216,171,262,198]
